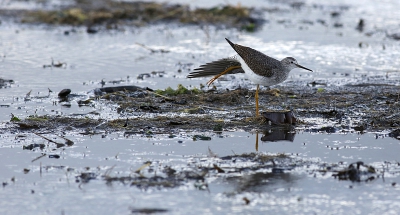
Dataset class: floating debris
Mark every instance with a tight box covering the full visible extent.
[213,164,225,173]
[48,154,60,159]
[34,133,65,148]
[135,161,152,174]
[43,58,67,68]
[76,172,97,183]
[31,153,46,162]
[356,18,365,32]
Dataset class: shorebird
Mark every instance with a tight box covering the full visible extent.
[187,38,313,116]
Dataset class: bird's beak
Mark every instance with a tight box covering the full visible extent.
[295,63,313,72]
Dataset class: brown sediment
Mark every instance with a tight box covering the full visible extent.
[0,0,262,31]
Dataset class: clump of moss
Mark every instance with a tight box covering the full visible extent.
[155,84,202,96]
[26,115,49,121]
[10,115,20,122]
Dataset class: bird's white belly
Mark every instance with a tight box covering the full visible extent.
[237,55,277,86]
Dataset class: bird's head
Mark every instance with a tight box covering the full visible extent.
[282,57,313,72]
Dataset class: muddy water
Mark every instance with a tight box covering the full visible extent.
[1,0,400,214]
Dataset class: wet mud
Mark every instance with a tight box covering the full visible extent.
[0,0,262,32]
[8,83,400,133]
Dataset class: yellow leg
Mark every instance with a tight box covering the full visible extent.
[206,66,241,86]
[255,84,259,116]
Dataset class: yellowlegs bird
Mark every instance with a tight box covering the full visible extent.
[187,38,313,116]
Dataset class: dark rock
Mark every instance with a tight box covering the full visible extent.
[86,26,98,34]
[262,111,296,125]
[58,89,71,97]
[331,12,341,17]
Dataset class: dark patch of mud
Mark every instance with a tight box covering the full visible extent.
[7,83,400,134]
[0,0,262,31]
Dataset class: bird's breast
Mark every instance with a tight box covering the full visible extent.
[238,55,285,86]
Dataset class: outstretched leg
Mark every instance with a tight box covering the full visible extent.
[206,66,241,86]
[255,84,260,116]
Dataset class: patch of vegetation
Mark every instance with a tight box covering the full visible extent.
[155,84,202,96]
[26,115,49,121]
[10,115,20,122]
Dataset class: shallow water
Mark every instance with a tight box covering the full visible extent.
[1,131,400,214]
[1,0,400,214]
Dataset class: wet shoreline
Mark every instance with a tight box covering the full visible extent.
[7,83,400,134]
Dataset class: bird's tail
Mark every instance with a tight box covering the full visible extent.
[187,57,244,78]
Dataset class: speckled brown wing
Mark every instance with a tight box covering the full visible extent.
[225,38,282,78]
[187,57,244,78]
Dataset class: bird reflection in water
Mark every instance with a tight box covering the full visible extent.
[255,127,296,151]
